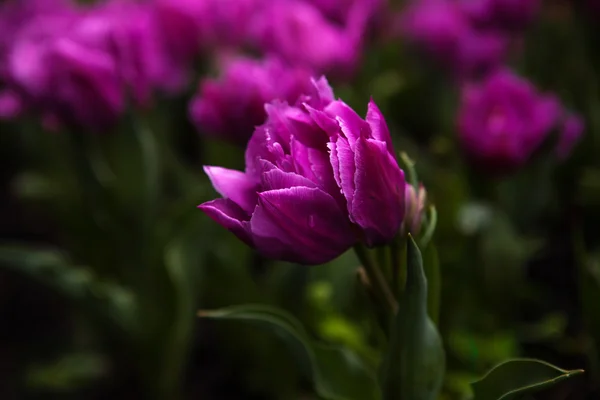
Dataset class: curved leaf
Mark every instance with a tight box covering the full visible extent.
[380,236,445,400]
[199,304,380,400]
[0,244,135,331]
[471,358,584,400]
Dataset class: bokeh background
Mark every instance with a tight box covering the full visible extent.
[1,0,600,399]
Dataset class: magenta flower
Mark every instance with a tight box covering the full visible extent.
[400,1,469,64]
[556,114,584,160]
[7,1,173,129]
[402,184,427,236]
[153,0,260,60]
[400,0,508,76]
[306,0,383,25]
[457,69,562,172]
[0,89,22,119]
[249,0,366,77]
[189,56,315,145]
[199,78,406,264]
[460,0,541,30]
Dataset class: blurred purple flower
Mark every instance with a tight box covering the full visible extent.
[306,0,383,25]
[457,69,562,172]
[6,1,177,129]
[249,0,367,77]
[400,0,508,76]
[153,0,260,62]
[400,1,469,63]
[189,56,315,145]
[460,0,541,30]
[0,89,23,119]
[198,78,406,264]
[557,113,584,159]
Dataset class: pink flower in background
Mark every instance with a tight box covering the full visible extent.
[199,78,407,264]
[249,0,368,77]
[306,0,383,25]
[460,0,541,30]
[400,0,508,77]
[457,69,563,172]
[5,0,183,129]
[556,114,584,160]
[153,0,261,62]
[0,89,22,119]
[189,56,315,145]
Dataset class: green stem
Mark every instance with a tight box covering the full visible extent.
[354,244,398,316]
[390,238,405,297]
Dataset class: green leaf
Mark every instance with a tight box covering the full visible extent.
[0,245,135,332]
[470,358,584,400]
[422,243,441,326]
[380,236,445,400]
[199,304,380,400]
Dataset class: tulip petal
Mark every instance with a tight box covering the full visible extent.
[251,187,356,264]
[366,99,394,155]
[261,163,319,190]
[305,103,340,138]
[325,100,370,146]
[292,137,340,199]
[330,136,356,218]
[198,198,252,245]
[309,76,335,106]
[204,166,257,214]
[352,138,406,245]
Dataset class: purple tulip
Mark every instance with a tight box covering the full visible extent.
[400,0,508,77]
[556,113,584,160]
[460,0,541,30]
[400,1,470,64]
[153,0,260,60]
[198,78,406,264]
[189,56,315,145]
[402,184,427,236]
[457,69,562,172]
[305,0,383,25]
[249,0,366,77]
[0,89,22,119]
[6,1,173,129]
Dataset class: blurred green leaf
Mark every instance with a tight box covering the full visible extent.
[156,225,205,399]
[380,236,445,400]
[199,304,380,400]
[470,359,584,400]
[26,352,107,391]
[0,245,135,331]
[422,243,440,326]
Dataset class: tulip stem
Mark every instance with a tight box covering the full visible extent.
[390,238,405,296]
[354,244,399,316]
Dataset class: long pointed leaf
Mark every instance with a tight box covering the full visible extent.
[470,358,584,400]
[199,304,380,400]
[381,236,445,400]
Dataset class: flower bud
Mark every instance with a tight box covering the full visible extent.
[402,184,427,236]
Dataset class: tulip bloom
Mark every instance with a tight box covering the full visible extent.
[189,56,315,145]
[460,0,541,30]
[7,1,178,129]
[249,0,366,77]
[399,0,508,77]
[199,78,406,265]
[457,69,562,172]
[402,184,427,236]
[556,114,584,160]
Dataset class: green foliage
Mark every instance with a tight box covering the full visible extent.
[380,237,445,400]
[199,304,381,400]
[470,359,584,400]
